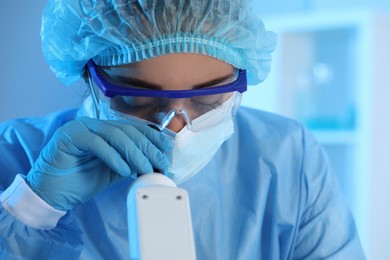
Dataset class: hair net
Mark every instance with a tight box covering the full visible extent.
[41,0,277,86]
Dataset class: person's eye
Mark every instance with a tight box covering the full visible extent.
[110,96,159,113]
[190,95,224,114]
[192,101,223,114]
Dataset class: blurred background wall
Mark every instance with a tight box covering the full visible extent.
[0,1,83,123]
[1,1,390,259]
[246,1,390,260]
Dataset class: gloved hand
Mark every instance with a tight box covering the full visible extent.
[26,117,172,211]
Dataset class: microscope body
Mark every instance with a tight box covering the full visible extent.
[127,173,197,260]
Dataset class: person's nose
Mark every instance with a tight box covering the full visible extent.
[161,99,189,133]
[166,116,187,133]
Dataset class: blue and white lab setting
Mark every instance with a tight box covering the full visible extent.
[0,0,389,259]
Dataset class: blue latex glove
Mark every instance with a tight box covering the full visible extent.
[26,117,172,211]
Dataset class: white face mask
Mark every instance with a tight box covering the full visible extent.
[163,116,234,184]
[161,94,237,184]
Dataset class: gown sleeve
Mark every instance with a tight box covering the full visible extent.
[0,110,84,258]
[292,129,366,259]
[0,175,84,259]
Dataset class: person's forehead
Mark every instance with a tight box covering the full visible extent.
[102,53,235,84]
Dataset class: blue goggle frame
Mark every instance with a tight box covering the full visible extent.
[87,60,247,98]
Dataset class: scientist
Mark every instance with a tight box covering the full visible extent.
[0,0,365,259]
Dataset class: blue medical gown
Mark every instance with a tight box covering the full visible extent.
[0,106,365,259]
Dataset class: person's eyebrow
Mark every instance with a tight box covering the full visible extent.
[192,71,237,89]
[113,76,163,90]
[111,71,236,90]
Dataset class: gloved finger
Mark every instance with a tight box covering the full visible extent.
[102,120,172,170]
[119,124,171,172]
[108,170,126,185]
[107,120,173,153]
[60,119,132,176]
[105,121,171,172]
[78,118,157,174]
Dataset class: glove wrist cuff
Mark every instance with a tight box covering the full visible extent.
[0,174,66,230]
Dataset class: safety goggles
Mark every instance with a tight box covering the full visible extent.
[87,60,247,131]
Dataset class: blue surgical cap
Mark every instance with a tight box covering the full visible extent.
[41,0,277,86]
